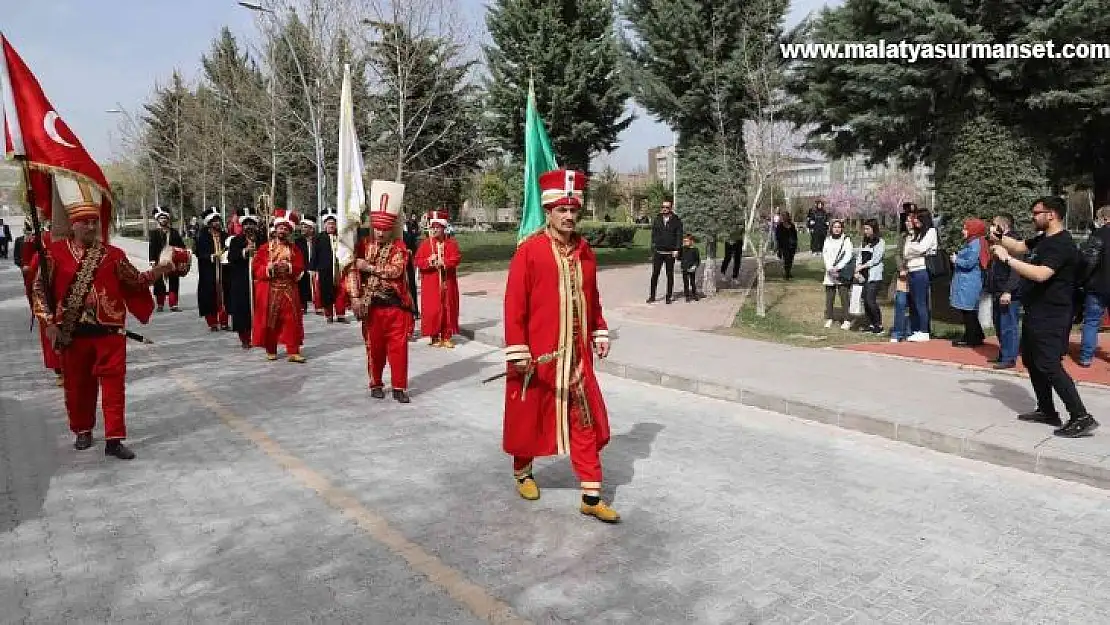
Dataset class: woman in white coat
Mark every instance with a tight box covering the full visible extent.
[822,219,853,329]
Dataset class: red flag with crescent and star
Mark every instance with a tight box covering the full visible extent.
[0,32,112,240]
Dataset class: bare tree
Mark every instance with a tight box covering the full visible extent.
[354,0,485,187]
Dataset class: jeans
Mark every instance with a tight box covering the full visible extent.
[908,269,931,334]
[892,291,910,339]
[992,295,1021,364]
[1079,291,1110,363]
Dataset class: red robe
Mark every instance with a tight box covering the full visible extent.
[22,232,61,371]
[502,230,610,460]
[31,239,156,439]
[251,239,305,351]
[414,235,461,339]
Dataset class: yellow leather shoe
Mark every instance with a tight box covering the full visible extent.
[266,353,278,361]
[580,500,621,523]
[55,375,64,387]
[516,477,540,501]
[430,339,441,348]
[440,339,455,349]
[287,354,306,363]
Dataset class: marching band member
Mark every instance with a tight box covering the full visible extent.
[296,214,316,315]
[30,177,175,460]
[414,209,461,347]
[252,208,307,362]
[194,207,229,331]
[312,209,349,323]
[502,169,619,523]
[19,212,63,385]
[347,181,414,403]
[148,207,184,312]
[226,205,261,349]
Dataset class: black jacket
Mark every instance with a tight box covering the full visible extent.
[1084,225,1110,297]
[680,246,700,271]
[12,235,25,266]
[651,213,683,252]
[986,232,1023,296]
[149,227,185,263]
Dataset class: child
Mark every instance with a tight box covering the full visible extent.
[891,266,910,342]
[680,234,701,302]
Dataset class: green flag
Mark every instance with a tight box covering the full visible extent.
[518,80,557,243]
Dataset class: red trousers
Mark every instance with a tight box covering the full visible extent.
[325,288,348,319]
[362,306,411,390]
[61,334,127,440]
[205,307,227,328]
[513,400,602,494]
[156,292,179,308]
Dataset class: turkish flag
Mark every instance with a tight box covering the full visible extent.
[1,33,111,239]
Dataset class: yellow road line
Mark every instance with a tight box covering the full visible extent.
[173,373,530,625]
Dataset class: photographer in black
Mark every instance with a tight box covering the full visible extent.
[991,196,1098,437]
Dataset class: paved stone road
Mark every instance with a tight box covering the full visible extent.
[4,258,1110,623]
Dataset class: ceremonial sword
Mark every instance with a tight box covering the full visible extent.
[480,347,567,388]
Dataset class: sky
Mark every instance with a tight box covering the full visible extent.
[2,0,834,174]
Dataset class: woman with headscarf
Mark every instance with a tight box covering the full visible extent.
[949,218,990,347]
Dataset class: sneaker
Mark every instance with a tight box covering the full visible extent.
[1054,415,1099,438]
[1017,410,1063,427]
[871,326,884,335]
[906,332,930,342]
[840,321,852,330]
[993,361,1016,370]
[824,319,833,329]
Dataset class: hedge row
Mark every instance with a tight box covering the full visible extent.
[577,224,637,248]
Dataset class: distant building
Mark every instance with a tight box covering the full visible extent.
[647,145,675,185]
[779,154,934,211]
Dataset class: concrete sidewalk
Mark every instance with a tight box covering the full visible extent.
[457,293,1110,491]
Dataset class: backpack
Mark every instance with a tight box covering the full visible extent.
[1078,232,1104,288]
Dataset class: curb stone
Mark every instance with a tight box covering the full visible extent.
[460,324,1110,492]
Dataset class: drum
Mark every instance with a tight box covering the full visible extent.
[159,246,192,277]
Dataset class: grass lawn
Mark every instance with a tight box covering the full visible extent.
[454,228,655,274]
[719,253,966,348]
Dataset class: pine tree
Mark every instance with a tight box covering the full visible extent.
[936,116,1045,252]
[785,0,1110,201]
[484,0,632,171]
[622,0,787,149]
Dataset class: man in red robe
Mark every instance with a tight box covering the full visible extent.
[347,180,414,403]
[503,168,619,523]
[414,210,461,348]
[251,209,306,362]
[19,214,63,386]
[30,177,174,459]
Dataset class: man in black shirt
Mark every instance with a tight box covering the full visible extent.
[991,196,1098,437]
[648,200,683,304]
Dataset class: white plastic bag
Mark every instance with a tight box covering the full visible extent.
[849,284,864,316]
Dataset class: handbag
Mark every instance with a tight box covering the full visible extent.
[834,239,856,284]
[925,252,949,279]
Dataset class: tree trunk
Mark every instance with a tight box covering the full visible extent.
[753,253,766,317]
[1094,166,1110,208]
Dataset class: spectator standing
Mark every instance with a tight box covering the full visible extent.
[856,219,885,334]
[987,213,1022,369]
[806,200,829,254]
[822,219,853,329]
[720,225,744,282]
[680,233,701,302]
[949,218,989,347]
[775,210,798,280]
[991,196,1098,438]
[1078,206,1110,367]
[902,210,938,342]
[647,200,683,304]
[0,218,10,258]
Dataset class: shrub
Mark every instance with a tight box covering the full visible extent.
[577,223,637,248]
[488,221,518,233]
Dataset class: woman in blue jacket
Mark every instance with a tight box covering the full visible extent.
[950,218,990,347]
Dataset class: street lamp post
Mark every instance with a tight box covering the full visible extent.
[240,1,325,218]
[107,105,159,237]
